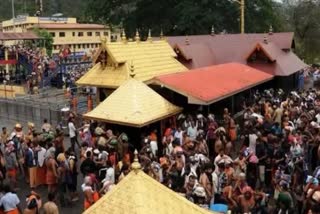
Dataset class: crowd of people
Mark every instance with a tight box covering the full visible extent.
[0,44,94,93]
[63,63,92,89]
[0,88,320,213]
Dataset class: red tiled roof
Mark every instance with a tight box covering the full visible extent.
[0,32,40,40]
[154,63,274,105]
[165,33,307,76]
[29,23,106,29]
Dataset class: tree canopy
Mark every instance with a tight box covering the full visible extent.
[0,0,319,62]
[84,0,284,36]
[33,28,54,56]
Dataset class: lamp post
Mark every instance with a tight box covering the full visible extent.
[230,0,245,34]
[11,0,15,32]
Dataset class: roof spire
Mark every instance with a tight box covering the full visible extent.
[160,29,164,40]
[131,150,141,173]
[269,25,273,35]
[135,29,140,42]
[185,35,190,45]
[121,29,127,43]
[147,29,152,42]
[211,25,215,36]
[129,61,135,78]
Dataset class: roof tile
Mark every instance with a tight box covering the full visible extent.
[77,40,187,88]
[154,63,274,105]
[84,78,182,127]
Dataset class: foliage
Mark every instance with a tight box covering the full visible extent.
[281,0,320,63]
[33,28,53,56]
[84,0,283,36]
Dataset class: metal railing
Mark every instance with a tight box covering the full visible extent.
[0,97,63,127]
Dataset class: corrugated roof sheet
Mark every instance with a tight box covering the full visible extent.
[154,63,274,105]
[83,78,182,127]
[28,23,106,29]
[83,168,217,214]
[76,40,187,88]
[165,33,307,76]
[0,32,40,40]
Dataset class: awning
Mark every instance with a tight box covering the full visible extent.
[83,78,182,127]
[0,32,40,41]
[153,63,274,105]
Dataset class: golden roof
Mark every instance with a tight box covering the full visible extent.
[83,158,217,214]
[76,40,187,88]
[83,78,182,127]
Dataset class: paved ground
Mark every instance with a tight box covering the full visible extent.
[0,119,84,214]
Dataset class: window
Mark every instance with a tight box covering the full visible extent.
[72,32,75,37]
[78,44,81,49]
[87,44,90,48]
[78,32,84,37]
[95,32,101,37]
[95,44,99,48]
[103,31,109,36]
[87,32,92,36]
[50,32,55,37]
[59,32,65,37]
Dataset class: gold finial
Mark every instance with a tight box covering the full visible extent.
[160,29,164,40]
[131,149,141,173]
[121,29,127,43]
[135,29,140,42]
[269,25,273,35]
[185,35,190,45]
[211,25,215,36]
[129,61,135,78]
[263,34,268,44]
[147,29,152,42]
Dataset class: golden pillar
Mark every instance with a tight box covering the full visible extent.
[240,0,245,34]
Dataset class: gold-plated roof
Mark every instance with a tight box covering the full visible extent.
[83,167,217,214]
[76,40,187,88]
[83,78,182,127]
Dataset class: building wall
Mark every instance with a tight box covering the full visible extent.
[37,28,112,54]
[2,16,77,32]
[1,16,120,54]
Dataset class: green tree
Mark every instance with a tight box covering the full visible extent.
[33,28,54,56]
[281,0,320,63]
[85,0,284,36]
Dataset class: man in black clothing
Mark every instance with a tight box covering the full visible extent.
[80,151,96,177]
[255,138,268,188]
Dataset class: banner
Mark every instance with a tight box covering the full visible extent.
[0,59,17,65]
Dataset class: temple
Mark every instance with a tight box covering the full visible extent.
[80,30,307,124]
[83,77,182,127]
[165,32,307,91]
[76,30,187,101]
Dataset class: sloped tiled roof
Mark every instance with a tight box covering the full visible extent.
[76,40,187,88]
[83,166,216,214]
[154,63,273,105]
[164,32,307,76]
[28,23,106,29]
[0,32,40,40]
[83,78,182,127]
